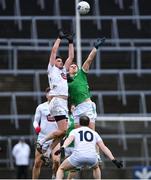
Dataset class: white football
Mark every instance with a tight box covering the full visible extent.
[77,1,90,15]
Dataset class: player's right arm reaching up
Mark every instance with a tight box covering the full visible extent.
[49,30,67,66]
[82,37,106,72]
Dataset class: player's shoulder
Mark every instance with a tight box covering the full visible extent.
[69,127,78,134]
[85,126,99,135]
[76,126,89,132]
[37,101,48,108]
[48,63,57,71]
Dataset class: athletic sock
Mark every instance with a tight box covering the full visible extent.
[39,138,46,145]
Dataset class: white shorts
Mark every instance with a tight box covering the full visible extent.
[67,152,98,168]
[37,138,53,152]
[49,97,68,117]
[72,101,97,125]
[37,123,58,151]
[65,147,74,157]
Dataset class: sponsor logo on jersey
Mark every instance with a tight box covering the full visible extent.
[61,73,67,80]
[47,114,55,122]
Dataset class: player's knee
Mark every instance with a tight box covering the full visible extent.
[60,165,66,171]
[58,129,67,139]
[93,163,99,169]
[53,130,66,139]
[61,129,67,135]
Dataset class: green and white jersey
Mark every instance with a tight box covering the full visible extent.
[68,69,91,106]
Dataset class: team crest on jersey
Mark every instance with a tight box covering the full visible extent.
[61,72,67,80]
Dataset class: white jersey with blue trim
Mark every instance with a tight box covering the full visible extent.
[47,64,68,96]
[33,101,58,139]
[69,126,102,156]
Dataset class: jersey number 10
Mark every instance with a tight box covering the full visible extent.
[78,130,93,142]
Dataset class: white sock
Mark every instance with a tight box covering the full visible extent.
[39,138,46,145]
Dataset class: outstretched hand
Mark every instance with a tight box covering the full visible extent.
[112,159,123,168]
[65,33,75,43]
[94,37,106,49]
[58,29,67,39]
[58,29,75,43]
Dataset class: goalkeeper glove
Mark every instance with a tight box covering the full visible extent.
[94,37,106,49]
[65,33,75,43]
[54,147,65,155]
[58,29,67,39]
[112,159,123,168]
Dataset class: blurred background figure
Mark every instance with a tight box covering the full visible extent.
[12,137,31,179]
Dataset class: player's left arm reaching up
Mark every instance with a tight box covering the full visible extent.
[82,37,106,72]
[64,34,74,71]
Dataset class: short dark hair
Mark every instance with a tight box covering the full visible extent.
[79,116,90,126]
[71,62,78,66]
[45,87,50,94]
[56,55,62,59]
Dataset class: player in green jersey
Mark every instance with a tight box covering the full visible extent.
[67,37,106,130]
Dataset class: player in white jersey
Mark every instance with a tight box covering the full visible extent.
[36,30,74,151]
[55,116,123,179]
[32,87,60,179]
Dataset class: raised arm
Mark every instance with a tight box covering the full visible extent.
[49,38,61,66]
[49,30,67,66]
[64,34,74,70]
[82,37,106,72]
[82,47,97,72]
[62,135,75,148]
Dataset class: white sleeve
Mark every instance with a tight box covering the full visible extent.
[68,129,76,137]
[33,106,41,129]
[47,63,53,73]
[95,132,102,143]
